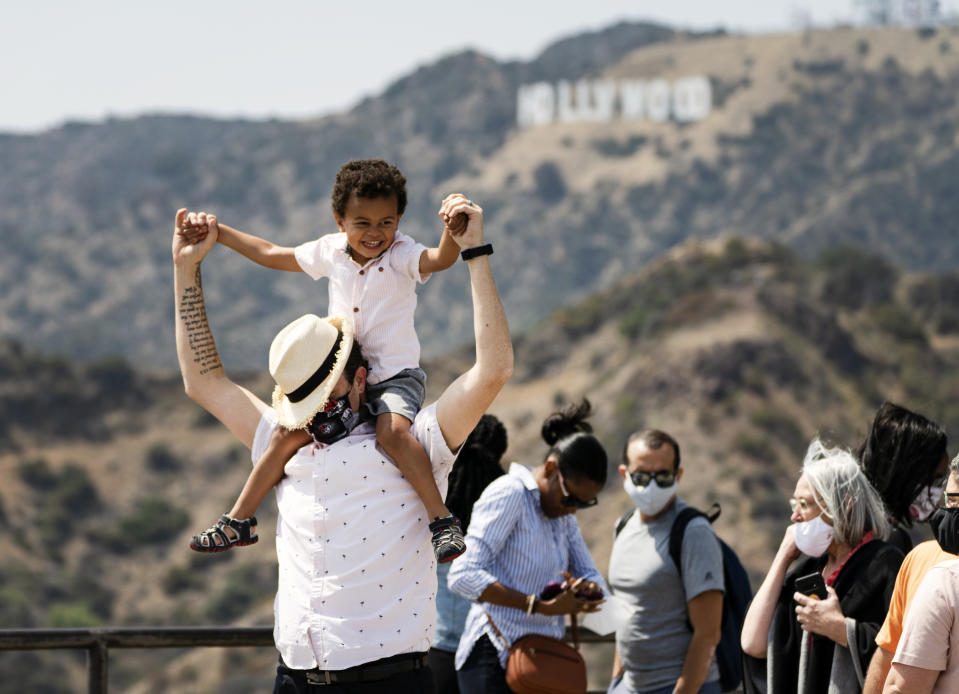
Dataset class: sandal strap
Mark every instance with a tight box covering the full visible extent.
[428,515,462,532]
[196,522,232,548]
[220,514,258,543]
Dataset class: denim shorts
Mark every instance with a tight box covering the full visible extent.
[363,367,426,423]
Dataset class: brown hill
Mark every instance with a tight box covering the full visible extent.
[3,237,959,691]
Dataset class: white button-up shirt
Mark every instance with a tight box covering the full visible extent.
[252,402,456,670]
[294,231,429,385]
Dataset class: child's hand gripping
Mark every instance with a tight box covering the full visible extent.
[173,208,219,264]
[438,194,483,250]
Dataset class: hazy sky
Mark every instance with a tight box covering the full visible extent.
[2,0,944,134]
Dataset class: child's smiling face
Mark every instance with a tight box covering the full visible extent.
[335,194,400,265]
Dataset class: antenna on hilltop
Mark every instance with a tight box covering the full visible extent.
[853,0,942,25]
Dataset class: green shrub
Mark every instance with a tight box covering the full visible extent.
[751,410,806,453]
[163,565,203,595]
[533,162,566,203]
[206,563,274,623]
[735,433,776,462]
[17,458,57,490]
[48,602,104,628]
[92,496,190,553]
[870,304,928,344]
[146,442,181,473]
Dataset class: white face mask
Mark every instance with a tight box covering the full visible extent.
[794,514,834,556]
[910,485,945,522]
[624,473,677,517]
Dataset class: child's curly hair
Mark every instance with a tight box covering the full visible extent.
[331,159,407,218]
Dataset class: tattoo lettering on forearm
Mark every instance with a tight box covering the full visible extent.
[179,267,222,375]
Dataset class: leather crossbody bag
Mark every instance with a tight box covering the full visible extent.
[486,612,587,694]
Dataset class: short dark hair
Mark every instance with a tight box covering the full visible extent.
[331,159,407,218]
[541,399,607,486]
[856,401,948,527]
[343,339,368,383]
[622,429,681,472]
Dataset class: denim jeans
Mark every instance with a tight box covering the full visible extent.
[273,657,436,694]
[456,635,512,694]
[607,672,722,694]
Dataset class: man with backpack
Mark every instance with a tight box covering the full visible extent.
[608,429,731,694]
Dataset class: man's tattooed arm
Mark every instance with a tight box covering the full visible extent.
[178,263,222,376]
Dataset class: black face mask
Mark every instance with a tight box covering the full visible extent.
[306,390,359,445]
[929,507,959,555]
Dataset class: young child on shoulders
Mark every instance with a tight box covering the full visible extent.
[182,159,469,562]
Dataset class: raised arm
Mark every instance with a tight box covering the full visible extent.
[434,195,513,451]
[741,524,799,657]
[419,225,460,274]
[215,220,300,272]
[173,209,269,448]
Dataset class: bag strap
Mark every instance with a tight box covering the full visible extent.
[485,612,512,650]
[485,603,581,651]
[668,502,721,575]
[614,508,635,538]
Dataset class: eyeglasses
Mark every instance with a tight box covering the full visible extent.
[941,492,959,509]
[557,471,598,509]
[789,497,818,514]
[630,470,677,488]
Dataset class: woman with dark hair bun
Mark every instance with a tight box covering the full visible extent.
[856,402,949,552]
[449,399,608,694]
[430,414,508,694]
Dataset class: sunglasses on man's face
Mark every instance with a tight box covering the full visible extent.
[558,471,598,509]
[630,469,676,488]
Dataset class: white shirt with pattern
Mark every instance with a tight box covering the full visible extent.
[252,402,455,670]
[294,230,429,385]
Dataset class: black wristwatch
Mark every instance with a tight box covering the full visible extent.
[461,244,494,261]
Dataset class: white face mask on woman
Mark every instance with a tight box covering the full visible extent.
[623,473,677,517]
[794,514,834,556]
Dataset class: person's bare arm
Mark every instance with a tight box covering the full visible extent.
[433,195,513,451]
[611,647,624,681]
[477,582,600,617]
[173,209,269,448]
[741,525,800,657]
[215,221,300,272]
[675,590,723,694]
[419,225,460,274]
[882,662,940,694]
[863,646,895,694]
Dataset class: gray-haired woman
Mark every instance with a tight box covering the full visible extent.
[740,439,905,694]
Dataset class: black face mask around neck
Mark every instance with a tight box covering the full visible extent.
[929,507,959,555]
[306,390,359,445]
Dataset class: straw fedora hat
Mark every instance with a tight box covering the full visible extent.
[269,314,355,429]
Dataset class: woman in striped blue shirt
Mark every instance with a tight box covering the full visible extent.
[448,400,609,694]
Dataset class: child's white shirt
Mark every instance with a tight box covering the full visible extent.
[294,230,430,385]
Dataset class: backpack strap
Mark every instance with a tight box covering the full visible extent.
[614,508,636,538]
[668,502,721,576]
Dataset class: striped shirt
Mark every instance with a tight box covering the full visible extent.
[294,230,429,385]
[448,463,607,669]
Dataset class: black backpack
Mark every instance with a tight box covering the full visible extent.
[614,503,752,693]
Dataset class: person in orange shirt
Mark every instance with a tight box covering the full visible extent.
[862,456,959,694]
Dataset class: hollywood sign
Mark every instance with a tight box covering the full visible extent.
[516,76,712,128]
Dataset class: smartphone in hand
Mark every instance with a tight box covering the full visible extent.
[795,572,827,600]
